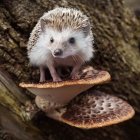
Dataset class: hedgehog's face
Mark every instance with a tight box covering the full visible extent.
[41,19,92,59]
[45,29,87,58]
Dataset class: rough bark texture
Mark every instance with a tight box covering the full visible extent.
[0,0,140,140]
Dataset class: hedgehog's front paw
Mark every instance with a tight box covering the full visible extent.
[53,76,62,82]
[71,73,80,80]
[39,77,46,82]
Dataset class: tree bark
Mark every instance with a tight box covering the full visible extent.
[0,0,140,140]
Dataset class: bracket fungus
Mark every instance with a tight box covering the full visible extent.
[19,66,135,129]
[35,90,134,129]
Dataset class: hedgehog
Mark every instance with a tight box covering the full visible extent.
[27,7,94,82]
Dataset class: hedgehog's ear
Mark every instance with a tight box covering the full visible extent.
[40,19,51,32]
[81,21,90,37]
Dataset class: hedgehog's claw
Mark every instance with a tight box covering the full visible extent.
[71,72,80,80]
[53,76,62,82]
[39,77,46,82]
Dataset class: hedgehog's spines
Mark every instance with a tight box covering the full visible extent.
[27,7,93,53]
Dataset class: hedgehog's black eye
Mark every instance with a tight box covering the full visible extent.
[69,37,75,44]
[50,37,54,43]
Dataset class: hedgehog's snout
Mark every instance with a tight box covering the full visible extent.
[53,49,63,56]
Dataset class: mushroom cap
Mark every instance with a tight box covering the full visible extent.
[36,90,135,129]
[61,90,135,128]
[19,66,111,106]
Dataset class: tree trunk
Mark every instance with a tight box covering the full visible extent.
[0,0,140,140]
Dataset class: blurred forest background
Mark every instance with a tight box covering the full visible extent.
[0,0,140,140]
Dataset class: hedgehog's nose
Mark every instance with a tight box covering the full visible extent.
[54,49,63,56]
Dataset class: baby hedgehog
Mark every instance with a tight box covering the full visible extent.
[27,7,94,82]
